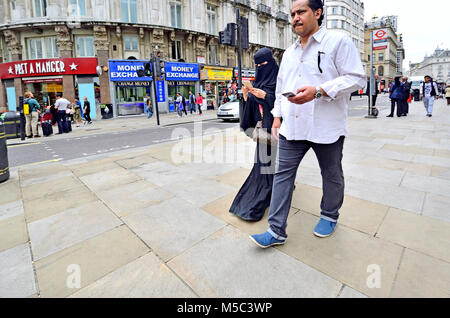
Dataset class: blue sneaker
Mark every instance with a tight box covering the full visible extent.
[313,219,337,238]
[249,231,286,248]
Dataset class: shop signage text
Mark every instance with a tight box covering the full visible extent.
[109,60,153,82]
[165,62,199,81]
[156,81,166,103]
[0,58,98,79]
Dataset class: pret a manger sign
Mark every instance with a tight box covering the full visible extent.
[0,58,98,79]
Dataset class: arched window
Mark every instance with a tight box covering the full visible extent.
[378,66,384,76]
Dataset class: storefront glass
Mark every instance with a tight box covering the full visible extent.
[24,79,63,107]
[167,81,195,112]
[115,83,152,116]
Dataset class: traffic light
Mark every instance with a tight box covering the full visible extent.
[219,23,236,46]
[240,17,249,49]
[154,57,165,79]
[137,62,152,77]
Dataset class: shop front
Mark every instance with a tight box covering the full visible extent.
[200,66,233,109]
[0,58,99,120]
[165,62,200,112]
[108,59,155,116]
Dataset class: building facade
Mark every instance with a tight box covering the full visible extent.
[363,15,405,86]
[0,0,292,115]
[324,0,365,63]
[408,48,450,84]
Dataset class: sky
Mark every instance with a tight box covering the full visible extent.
[361,0,450,71]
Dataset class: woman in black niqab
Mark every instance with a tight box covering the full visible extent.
[229,48,279,221]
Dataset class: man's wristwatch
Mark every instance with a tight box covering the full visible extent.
[314,87,323,99]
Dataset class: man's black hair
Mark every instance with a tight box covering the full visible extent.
[307,0,324,26]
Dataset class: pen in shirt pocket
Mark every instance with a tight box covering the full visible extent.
[317,51,325,73]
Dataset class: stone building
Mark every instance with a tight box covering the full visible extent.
[0,0,292,115]
[363,15,405,86]
[408,48,450,84]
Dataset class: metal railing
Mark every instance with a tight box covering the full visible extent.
[257,3,271,16]
[234,0,251,8]
[276,11,289,22]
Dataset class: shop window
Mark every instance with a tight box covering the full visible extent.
[170,0,182,28]
[28,37,58,59]
[76,36,94,57]
[171,40,183,61]
[34,0,47,17]
[121,0,137,23]
[124,35,139,52]
[207,5,217,35]
[69,0,86,16]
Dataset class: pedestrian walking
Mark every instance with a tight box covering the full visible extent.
[23,91,41,138]
[229,47,279,222]
[400,76,411,116]
[387,77,404,117]
[196,93,203,115]
[54,94,71,134]
[182,95,188,116]
[445,83,450,106]
[188,91,195,114]
[176,93,184,117]
[83,97,92,124]
[249,0,366,248]
[420,75,439,117]
[73,99,82,127]
[145,95,153,118]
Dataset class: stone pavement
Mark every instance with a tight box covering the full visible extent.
[1,99,449,298]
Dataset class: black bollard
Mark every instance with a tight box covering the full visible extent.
[0,121,10,183]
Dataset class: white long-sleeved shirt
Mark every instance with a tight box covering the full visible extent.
[272,27,366,144]
[420,81,439,97]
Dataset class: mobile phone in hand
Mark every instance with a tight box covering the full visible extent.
[282,92,296,98]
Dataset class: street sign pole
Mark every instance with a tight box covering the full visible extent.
[365,30,377,119]
[150,54,161,126]
[236,8,244,128]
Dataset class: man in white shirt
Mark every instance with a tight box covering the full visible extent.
[250,0,366,248]
[420,75,439,117]
[54,94,71,134]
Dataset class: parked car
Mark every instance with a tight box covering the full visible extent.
[217,99,240,121]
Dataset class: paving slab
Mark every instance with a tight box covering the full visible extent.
[376,208,450,263]
[338,286,368,298]
[23,185,98,223]
[357,155,433,177]
[123,197,226,262]
[390,249,450,298]
[20,170,74,188]
[27,201,122,261]
[70,161,121,177]
[21,176,83,201]
[34,225,150,298]
[18,164,70,181]
[276,212,403,298]
[0,214,29,252]
[430,166,450,179]
[161,178,236,208]
[422,193,450,222]
[115,154,158,169]
[96,180,174,218]
[70,253,197,298]
[400,172,450,198]
[290,183,389,236]
[0,244,36,298]
[168,226,342,298]
[0,200,24,222]
[215,167,252,188]
[0,180,22,205]
[130,161,198,187]
[79,167,142,192]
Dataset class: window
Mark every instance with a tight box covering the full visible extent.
[170,0,182,28]
[34,0,47,17]
[171,40,182,60]
[278,0,284,12]
[208,45,217,65]
[258,21,266,45]
[207,5,216,35]
[121,0,137,23]
[124,35,138,51]
[76,36,94,57]
[278,27,284,48]
[69,0,86,16]
[378,53,384,61]
[330,20,338,28]
[378,66,384,76]
[28,37,58,59]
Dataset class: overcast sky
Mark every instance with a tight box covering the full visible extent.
[362,0,450,70]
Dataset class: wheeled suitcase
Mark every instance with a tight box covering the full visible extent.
[42,121,53,137]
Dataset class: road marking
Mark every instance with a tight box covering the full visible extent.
[16,158,62,168]
[8,142,41,148]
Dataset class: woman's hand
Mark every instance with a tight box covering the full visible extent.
[242,86,249,102]
[250,88,266,100]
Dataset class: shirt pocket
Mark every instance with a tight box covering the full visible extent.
[304,51,339,80]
